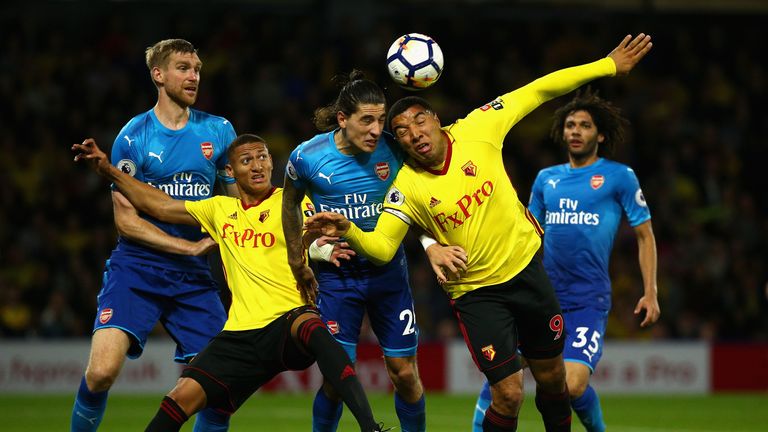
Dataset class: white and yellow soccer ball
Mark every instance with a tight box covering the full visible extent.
[386,33,444,90]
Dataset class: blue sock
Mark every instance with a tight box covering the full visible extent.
[472,380,492,432]
[312,388,343,432]
[193,407,230,432]
[70,376,108,432]
[394,392,426,432]
[571,385,606,432]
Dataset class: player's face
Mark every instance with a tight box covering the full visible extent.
[390,105,445,167]
[227,142,273,198]
[338,103,386,153]
[564,110,603,160]
[157,51,202,108]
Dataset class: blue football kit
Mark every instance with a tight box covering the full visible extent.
[529,157,650,370]
[286,131,418,362]
[98,108,236,361]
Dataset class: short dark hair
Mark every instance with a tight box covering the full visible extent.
[550,87,629,156]
[227,133,267,160]
[386,96,435,132]
[313,70,386,132]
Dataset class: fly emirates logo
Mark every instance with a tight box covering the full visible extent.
[433,180,494,233]
[221,224,276,248]
[147,172,211,198]
[318,193,382,221]
[545,198,600,225]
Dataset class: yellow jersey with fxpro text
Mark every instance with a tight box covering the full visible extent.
[345,58,616,299]
[185,188,314,330]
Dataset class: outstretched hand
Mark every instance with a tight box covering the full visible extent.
[304,212,351,237]
[315,236,357,267]
[72,138,112,176]
[425,244,468,285]
[608,33,653,76]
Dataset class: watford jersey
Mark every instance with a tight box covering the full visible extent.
[382,58,616,299]
[383,106,543,299]
[185,188,314,331]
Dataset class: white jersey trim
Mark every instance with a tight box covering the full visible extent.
[384,208,412,225]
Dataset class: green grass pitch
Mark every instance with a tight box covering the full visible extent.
[1,392,765,431]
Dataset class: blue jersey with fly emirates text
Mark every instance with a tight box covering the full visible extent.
[110,108,236,280]
[529,158,650,312]
[286,130,416,359]
[286,130,406,276]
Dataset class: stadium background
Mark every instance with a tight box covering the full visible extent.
[0,0,766,424]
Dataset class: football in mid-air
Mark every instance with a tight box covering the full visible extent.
[386,33,443,90]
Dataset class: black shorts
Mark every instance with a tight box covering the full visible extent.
[450,255,564,385]
[181,305,318,413]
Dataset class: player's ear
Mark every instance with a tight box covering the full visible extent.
[225,163,234,177]
[597,133,605,144]
[336,111,347,129]
[151,66,164,86]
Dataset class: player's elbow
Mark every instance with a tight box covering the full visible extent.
[367,254,394,266]
[113,213,142,239]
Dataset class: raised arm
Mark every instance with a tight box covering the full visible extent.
[527,33,651,101]
[281,174,318,305]
[73,138,198,226]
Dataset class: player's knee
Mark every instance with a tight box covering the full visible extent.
[84,364,120,391]
[389,365,419,389]
[566,374,588,398]
[293,313,325,347]
[385,357,423,397]
[491,382,524,413]
[529,359,566,393]
[321,379,343,401]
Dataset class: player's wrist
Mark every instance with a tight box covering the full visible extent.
[308,239,334,262]
[419,234,437,251]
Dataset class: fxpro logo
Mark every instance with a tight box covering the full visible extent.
[147,172,211,198]
[221,224,277,248]
[545,198,600,226]
[432,180,494,233]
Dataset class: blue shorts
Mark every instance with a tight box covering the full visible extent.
[94,259,226,363]
[316,252,418,363]
[561,307,608,372]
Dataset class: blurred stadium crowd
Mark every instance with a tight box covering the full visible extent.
[1,1,766,343]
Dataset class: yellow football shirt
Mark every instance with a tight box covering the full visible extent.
[185,188,312,331]
[346,58,616,299]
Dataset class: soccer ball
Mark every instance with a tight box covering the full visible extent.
[386,33,444,90]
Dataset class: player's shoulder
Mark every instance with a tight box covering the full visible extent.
[119,110,153,135]
[601,158,631,170]
[190,108,232,127]
[394,160,423,183]
[114,110,154,148]
[538,162,569,177]
[600,159,638,178]
[291,131,334,159]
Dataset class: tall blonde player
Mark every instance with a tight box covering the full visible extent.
[305,34,653,432]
